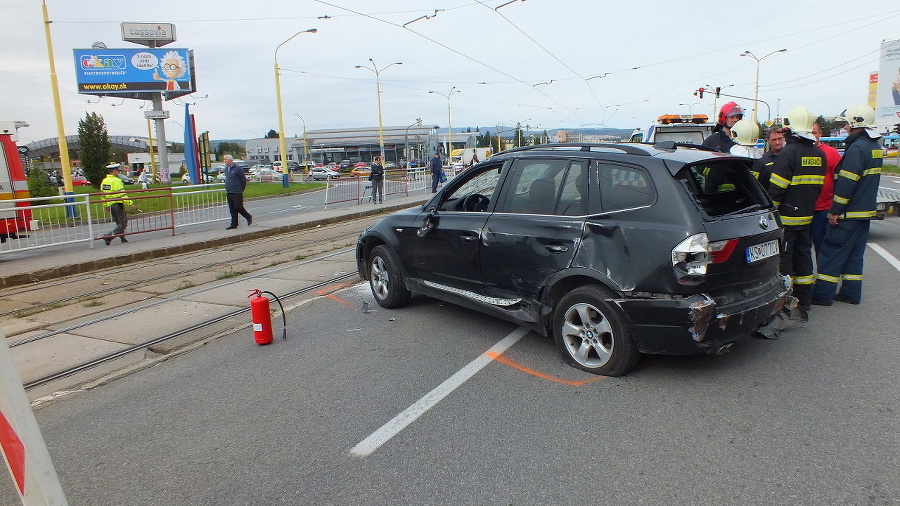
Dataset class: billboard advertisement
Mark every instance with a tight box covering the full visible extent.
[73,48,193,95]
[875,39,900,130]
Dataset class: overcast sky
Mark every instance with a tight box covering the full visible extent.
[3,1,899,145]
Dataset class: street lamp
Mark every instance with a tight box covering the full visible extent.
[275,28,317,179]
[356,59,403,162]
[294,113,309,170]
[405,118,422,168]
[740,49,786,124]
[429,87,459,165]
[679,102,699,115]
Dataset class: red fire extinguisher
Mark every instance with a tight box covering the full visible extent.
[248,289,286,345]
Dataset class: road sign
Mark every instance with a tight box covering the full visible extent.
[121,23,176,46]
[144,110,170,120]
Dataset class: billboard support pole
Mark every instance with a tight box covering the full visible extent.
[152,93,169,182]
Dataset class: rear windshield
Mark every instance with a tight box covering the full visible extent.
[675,159,772,218]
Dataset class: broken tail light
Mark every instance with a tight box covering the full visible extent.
[672,234,739,275]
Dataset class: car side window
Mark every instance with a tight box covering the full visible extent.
[496,159,574,215]
[437,164,502,212]
[598,162,655,211]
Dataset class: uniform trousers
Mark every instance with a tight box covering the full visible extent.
[780,226,814,309]
[812,219,870,305]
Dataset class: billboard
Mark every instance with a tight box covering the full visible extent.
[875,39,900,129]
[73,48,194,97]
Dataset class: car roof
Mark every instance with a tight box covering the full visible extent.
[492,142,734,175]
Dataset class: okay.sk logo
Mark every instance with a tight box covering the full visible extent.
[80,54,127,70]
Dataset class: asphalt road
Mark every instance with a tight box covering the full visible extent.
[2,216,897,505]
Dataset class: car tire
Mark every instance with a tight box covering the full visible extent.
[553,285,639,376]
[369,245,411,309]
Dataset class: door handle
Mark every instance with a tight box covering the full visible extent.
[460,235,478,244]
[545,244,568,253]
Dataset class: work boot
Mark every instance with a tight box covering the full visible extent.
[120,236,128,243]
[246,215,253,226]
[104,238,111,246]
[833,294,858,304]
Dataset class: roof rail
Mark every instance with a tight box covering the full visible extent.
[499,143,652,156]
[652,141,719,152]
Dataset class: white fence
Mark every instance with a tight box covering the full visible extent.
[0,184,228,255]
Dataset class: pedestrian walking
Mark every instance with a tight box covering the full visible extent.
[430,152,443,193]
[811,105,883,306]
[223,155,252,230]
[370,156,385,204]
[751,127,785,185]
[703,102,745,152]
[765,106,825,324]
[100,163,133,245]
[810,121,843,253]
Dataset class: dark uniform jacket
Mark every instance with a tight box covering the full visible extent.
[752,150,779,186]
[829,131,883,220]
[370,162,384,182]
[767,138,825,228]
[702,127,735,153]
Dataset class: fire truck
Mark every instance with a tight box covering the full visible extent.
[0,121,33,243]
[628,114,715,144]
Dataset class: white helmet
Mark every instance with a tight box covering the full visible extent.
[837,104,879,138]
[782,106,816,141]
[731,119,760,146]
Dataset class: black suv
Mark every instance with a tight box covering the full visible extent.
[356,143,791,376]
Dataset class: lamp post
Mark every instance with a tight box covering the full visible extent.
[405,118,422,168]
[275,28,317,181]
[679,102,699,115]
[356,59,403,162]
[294,113,309,170]
[429,87,459,165]
[740,49,786,124]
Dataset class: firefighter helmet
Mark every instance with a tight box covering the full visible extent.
[782,106,816,141]
[731,119,759,146]
[717,102,745,125]
[837,104,879,138]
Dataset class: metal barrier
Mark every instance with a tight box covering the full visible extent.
[0,185,228,254]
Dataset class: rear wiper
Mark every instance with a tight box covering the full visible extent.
[721,204,763,217]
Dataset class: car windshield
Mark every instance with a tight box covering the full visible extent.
[676,159,771,217]
[438,165,502,212]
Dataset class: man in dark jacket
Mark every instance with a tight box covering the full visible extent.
[766,106,825,323]
[751,127,785,185]
[430,153,443,193]
[223,155,252,230]
[703,102,744,152]
[812,105,883,306]
[370,156,385,204]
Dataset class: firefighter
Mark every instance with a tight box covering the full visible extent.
[766,106,825,323]
[703,101,745,152]
[811,104,883,306]
[100,163,133,245]
[729,119,762,158]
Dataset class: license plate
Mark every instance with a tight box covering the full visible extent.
[746,239,779,263]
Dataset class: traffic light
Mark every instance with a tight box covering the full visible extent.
[894,123,900,135]
[695,87,705,99]
[715,87,721,98]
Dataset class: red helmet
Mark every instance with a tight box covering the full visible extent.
[717,102,745,125]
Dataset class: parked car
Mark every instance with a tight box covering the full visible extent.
[117,173,135,185]
[256,168,279,182]
[311,167,340,180]
[71,176,91,186]
[349,165,371,178]
[356,142,791,376]
[339,160,353,171]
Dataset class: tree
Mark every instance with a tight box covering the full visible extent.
[77,112,111,189]
[216,142,245,159]
[265,129,279,139]
[476,130,494,148]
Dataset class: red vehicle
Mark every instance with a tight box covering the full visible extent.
[1,123,33,242]
[71,176,92,186]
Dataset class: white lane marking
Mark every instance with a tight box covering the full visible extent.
[868,242,900,273]
[350,326,529,457]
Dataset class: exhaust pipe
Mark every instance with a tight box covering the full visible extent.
[715,343,735,355]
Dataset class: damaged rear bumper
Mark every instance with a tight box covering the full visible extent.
[614,275,793,356]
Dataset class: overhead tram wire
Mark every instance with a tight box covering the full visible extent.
[314,0,577,116]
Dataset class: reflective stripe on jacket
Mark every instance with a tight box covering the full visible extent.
[767,139,824,228]
[828,131,882,220]
[100,174,133,207]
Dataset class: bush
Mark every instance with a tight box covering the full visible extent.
[27,168,58,198]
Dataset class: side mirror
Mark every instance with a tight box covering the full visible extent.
[417,207,438,237]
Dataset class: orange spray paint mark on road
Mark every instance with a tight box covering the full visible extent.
[486,351,606,386]
[317,282,357,307]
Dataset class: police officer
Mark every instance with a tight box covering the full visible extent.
[766,106,825,323]
[703,102,745,152]
[811,105,883,306]
[100,163,133,245]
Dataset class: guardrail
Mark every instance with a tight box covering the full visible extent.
[323,167,462,207]
[0,184,227,255]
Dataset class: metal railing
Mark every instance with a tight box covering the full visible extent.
[0,185,228,254]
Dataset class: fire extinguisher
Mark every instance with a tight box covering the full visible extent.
[248,289,286,345]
